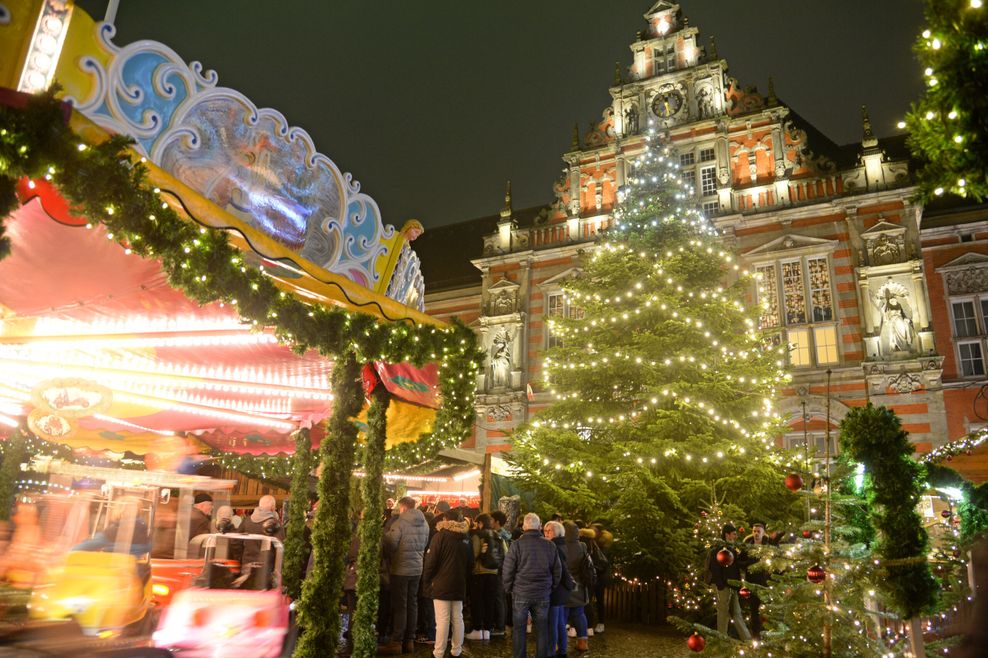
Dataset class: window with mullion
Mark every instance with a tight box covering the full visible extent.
[755,255,837,367]
[952,300,979,337]
[958,341,986,377]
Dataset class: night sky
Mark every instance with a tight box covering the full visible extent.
[76,1,926,229]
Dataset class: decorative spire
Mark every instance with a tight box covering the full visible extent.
[683,16,689,28]
[571,122,580,151]
[708,35,718,59]
[500,180,513,220]
[767,76,777,106]
[860,104,879,150]
[614,61,623,86]
[861,105,875,141]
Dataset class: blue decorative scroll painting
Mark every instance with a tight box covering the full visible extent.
[65,23,420,308]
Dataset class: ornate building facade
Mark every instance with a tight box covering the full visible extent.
[417,1,988,459]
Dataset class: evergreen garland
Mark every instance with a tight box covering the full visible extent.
[353,384,390,657]
[282,428,313,601]
[905,0,988,201]
[0,90,482,470]
[295,353,363,658]
[925,462,988,543]
[839,403,939,619]
[0,429,26,521]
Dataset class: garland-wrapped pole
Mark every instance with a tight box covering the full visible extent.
[353,382,390,657]
[296,353,363,658]
[282,427,313,601]
[0,429,26,521]
[840,402,938,658]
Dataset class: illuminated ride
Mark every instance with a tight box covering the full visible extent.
[152,534,295,658]
[24,460,235,638]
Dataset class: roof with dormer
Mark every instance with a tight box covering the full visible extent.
[416,205,548,292]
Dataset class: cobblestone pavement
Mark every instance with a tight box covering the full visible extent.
[405,624,689,658]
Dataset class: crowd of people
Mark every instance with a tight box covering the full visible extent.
[357,498,613,658]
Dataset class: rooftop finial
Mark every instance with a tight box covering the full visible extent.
[571,122,580,150]
[500,180,513,221]
[767,76,777,106]
[708,35,718,59]
[861,105,876,143]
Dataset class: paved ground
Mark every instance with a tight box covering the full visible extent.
[405,624,689,657]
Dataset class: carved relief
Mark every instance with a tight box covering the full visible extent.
[486,405,513,423]
[784,121,836,174]
[869,233,903,266]
[887,372,921,394]
[945,268,988,295]
[489,290,517,316]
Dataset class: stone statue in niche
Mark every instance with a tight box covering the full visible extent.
[696,86,716,119]
[624,104,639,135]
[870,234,901,266]
[873,282,916,356]
[488,327,515,390]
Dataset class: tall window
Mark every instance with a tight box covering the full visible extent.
[546,292,582,349]
[756,255,839,367]
[949,297,988,377]
[652,43,676,74]
[678,145,718,206]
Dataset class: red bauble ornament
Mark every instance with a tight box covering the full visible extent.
[802,530,812,538]
[716,548,734,567]
[941,509,952,519]
[806,565,826,584]
[785,473,804,492]
[687,632,706,652]
[700,511,708,518]
[738,527,745,535]
[953,549,962,558]
[738,587,751,599]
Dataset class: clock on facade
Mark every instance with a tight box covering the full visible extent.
[652,90,684,118]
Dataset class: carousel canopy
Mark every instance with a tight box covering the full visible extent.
[0,1,449,458]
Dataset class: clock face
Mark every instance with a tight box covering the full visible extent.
[652,90,684,118]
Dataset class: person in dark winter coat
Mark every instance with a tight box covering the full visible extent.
[743,521,772,639]
[239,495,285,567]
[707,523,753,640]
[562,521,591,653]
[544,521,575,658]
[502,513,561,658]
[380,496,431,655]
[422,513,472,658]
[188,493,213,543]
[466,513,502,641]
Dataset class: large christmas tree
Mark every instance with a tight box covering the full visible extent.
[507,127,798,580]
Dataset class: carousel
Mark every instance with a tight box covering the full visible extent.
[0,1,481,655]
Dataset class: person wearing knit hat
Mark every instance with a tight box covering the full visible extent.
[188,492,213,543]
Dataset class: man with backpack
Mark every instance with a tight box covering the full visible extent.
[466,513,503,641]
